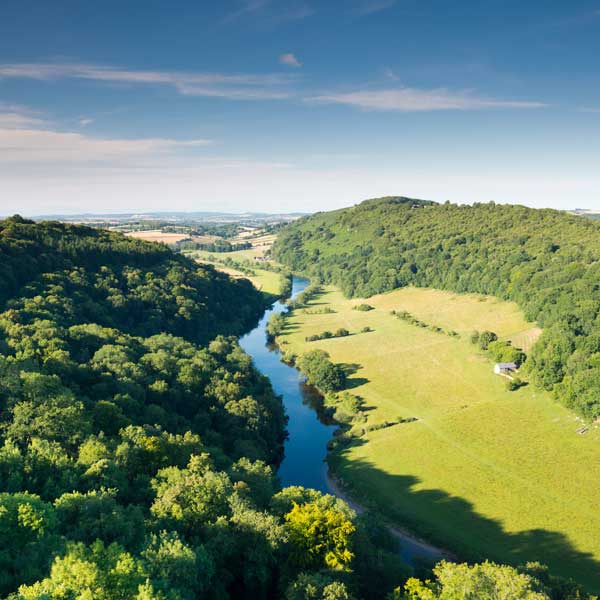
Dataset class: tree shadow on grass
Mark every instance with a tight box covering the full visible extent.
[331,443,600,592]
[339,363,369,389]
[344,377,370,390]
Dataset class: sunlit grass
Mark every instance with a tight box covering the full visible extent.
[278,285,600,589]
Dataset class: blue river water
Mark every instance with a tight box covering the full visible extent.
[239,276,335,492]
[239,276,446,565]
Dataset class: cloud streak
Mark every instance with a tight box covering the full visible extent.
[224,0,313,24]
[0,63,547,113]
[0,63,296,101]
[0,108,211,163]
[309,87,547,112]
[353,0,396,16]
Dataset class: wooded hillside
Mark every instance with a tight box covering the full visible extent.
[273,198,600,420]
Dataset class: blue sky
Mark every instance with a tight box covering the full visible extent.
[0,0,599,215]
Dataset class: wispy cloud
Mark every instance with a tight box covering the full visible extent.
[0,107,211,163]
[353,0,396,16]
[0,107,44,129]
[309,87,547,112]
[224,0,271,22]
[0,62,548,113]
[224,0,313,23]
[0,63,296,101]
[578,106,600,114]
[279,53,303,68]
[274,3,314,22]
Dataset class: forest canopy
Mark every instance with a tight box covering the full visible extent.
[0,217,411,599]
[273,197,600,420]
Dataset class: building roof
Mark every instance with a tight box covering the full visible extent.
[495,362,517,369]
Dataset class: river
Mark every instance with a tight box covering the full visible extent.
[239,276,447,566]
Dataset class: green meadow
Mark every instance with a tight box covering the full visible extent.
[187,249,284,297]
[277,285,600,590]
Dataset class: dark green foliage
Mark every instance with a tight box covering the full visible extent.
[0,492,60,595]
[180,239,252,252]
[353,304,374,312]
[274,199,600,420]
[487,340,526,366]
[267,312,287,339]
[506,377,525,391]
[305,329,349,342]
[478,331,498,351]
[0,219,289,597]
[297,350,347,393]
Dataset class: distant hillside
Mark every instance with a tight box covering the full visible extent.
[273,197,600,420]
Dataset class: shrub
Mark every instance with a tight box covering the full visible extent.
[353,304,374,312]
[478,330,498,350]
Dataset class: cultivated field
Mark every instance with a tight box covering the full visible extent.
[209,263,282,296]
[187,249,283,297]
[277,286,600,590]
[124,230,190,244]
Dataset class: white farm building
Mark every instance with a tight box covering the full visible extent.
[494,362,517,375]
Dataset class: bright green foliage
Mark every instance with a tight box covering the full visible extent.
[12,541,146,600]
[284,501,356,571]
[0,493,59,595]
[487,340,526,366]
[150,454,234,535]
[273,198,600,420]
[286,572,354,600]
[141,531,213,599]
[394,561,549,600]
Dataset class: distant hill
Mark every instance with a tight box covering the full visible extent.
[569,208,600,220]
[26,210,307,226]
[273,196,600,420]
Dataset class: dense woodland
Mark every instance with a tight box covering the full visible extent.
[273,197,600,421]
[0,217,415,600]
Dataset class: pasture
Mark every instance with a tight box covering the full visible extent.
[189,251,283,297]
[277,285,600,590]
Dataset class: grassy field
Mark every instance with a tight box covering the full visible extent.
[277,285,600,590]
[187,249,284,297]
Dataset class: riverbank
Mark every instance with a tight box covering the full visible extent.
[325,470,451,566]
[239,275,453,567]
[274,282,600,590]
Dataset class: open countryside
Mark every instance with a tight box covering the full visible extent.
[4,1,600,596]
[275,284,600,589]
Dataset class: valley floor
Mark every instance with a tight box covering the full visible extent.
[277,285,600,590]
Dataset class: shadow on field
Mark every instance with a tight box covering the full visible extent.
[339,363,370,389]
[333,447,600,591]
